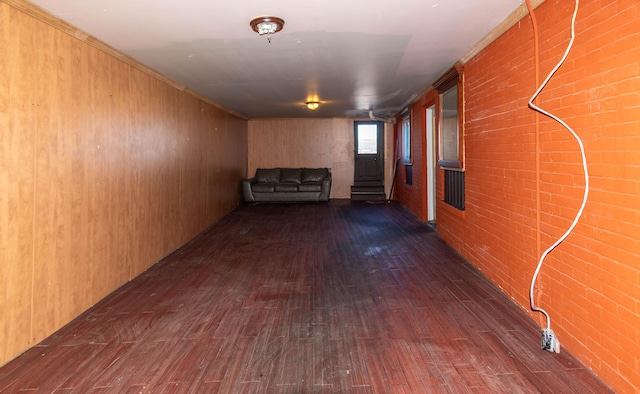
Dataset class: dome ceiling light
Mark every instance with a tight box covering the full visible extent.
[306,101,320,111]
[249,16,285,43]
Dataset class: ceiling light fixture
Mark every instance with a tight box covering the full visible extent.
[249,16,285,43]
[306,101,320,111]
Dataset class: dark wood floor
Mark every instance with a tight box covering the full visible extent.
[0,200,611,393]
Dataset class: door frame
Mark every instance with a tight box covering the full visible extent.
[353,121,384,185]
[423,103,437,223]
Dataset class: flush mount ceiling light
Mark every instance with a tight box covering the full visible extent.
[306,101,320,111]
[250,16,284,43]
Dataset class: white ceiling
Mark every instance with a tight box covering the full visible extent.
[29,0,524,119]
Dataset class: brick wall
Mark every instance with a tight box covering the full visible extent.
[398,1,640,392]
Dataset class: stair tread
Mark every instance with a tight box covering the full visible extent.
[351,193,387,201]
[351,186,385,191]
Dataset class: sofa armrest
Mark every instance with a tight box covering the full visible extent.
[242,177,257,202]
[319,175,332,201]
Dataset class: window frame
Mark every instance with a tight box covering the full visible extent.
[434,65,463,169]
[434,64,465,211]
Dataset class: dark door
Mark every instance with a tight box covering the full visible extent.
[354,121,384,184]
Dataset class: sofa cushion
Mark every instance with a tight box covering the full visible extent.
[302,168,328,183]
[280,168,303,184]
[275,183,299,192]
[252,183,275,193]
[255,168,281,183]
[299,183,322,192]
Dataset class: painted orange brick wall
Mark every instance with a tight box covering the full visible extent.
[401,1,639,392]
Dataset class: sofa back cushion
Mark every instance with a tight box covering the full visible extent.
[280,168,303,184]
[302,168,329,183]
[255,168,281,183]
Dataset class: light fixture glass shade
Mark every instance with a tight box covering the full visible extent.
[306,101,320,110]
[250,16,284,43]
[257,22,278,35]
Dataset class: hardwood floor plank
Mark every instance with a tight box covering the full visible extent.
[240,334,282,383]
[0,343,104,392]
[272,337,307,387]
[375,339,408,386]
[63,342,136,390]
[391,338,439,390]
[477,330,540,368]
[164,338,214,386]
[0,201,613,393]
[357,338,390,391]
[345,335,372,388]
[203,337,243,383]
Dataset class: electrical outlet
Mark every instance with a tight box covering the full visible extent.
[541,328,560,353]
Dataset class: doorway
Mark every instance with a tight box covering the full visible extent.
[425,105,436,222]
[351,121,385,200]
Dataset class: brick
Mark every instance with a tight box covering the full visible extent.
[394,1,640,392]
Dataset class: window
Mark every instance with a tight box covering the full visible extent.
[434,65,465,210]
[440,85,460,168]
[357,124,378,154]
[434,66,462,169]
[402,115,411,164]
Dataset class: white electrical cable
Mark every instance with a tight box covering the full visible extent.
[528,0,588,331]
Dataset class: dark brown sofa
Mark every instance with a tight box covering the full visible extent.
[243,168,331,203]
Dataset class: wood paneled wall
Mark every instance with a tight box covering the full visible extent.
[248,118,394,199]
[0,2,247,365]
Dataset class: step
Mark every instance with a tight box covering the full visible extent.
[351,186,385,193]
[350,185,387,200]
[350,189,385,195]
[350,192,387,201]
